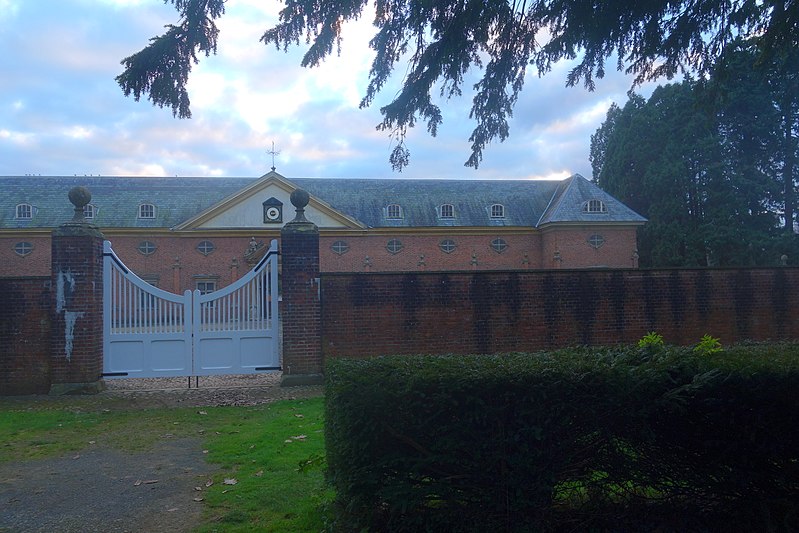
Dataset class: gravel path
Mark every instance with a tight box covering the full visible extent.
[101,372,324,408]
[0,438,213,533]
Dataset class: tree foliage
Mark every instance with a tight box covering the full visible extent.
[592,39,799,267]
[117,0,798,170]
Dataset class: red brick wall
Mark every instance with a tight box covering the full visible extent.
[320,268,799,358]
[281,226,322,375]
[0,236,52,276]
[1,226,641,292]
[49,233,105,386]
[0,277,52,395]
[320,233,544,271]
[107,235,262,293]
[540,226,639,269]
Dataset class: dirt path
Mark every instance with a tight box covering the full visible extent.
[0,374,324,533]
[0,438,213,533]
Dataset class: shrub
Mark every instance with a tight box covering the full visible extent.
[694,333,723,355]
[325,345,799,532]
[637,331,664,349]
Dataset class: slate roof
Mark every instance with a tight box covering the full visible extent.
[536,174,644,225]
[0,176,250,229]
[0,174,645,230]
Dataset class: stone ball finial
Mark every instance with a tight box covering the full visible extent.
[68,186,92,209]
[286,188,313,225]
[290,189,310,209]
[57,185,102,235]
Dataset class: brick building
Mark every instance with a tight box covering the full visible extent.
[0,171,645,292]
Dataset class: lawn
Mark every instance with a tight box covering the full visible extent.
[0,396,331,532]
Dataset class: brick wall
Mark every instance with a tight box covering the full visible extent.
[0,277,51,395]
[0,225,640,292]
[49,233,105,388]
[281,225,322,376]
[0,236,52,276]
[320,268,799,358]
[540,226,639,269]
[107,235,264,293]
[320,233,544,271]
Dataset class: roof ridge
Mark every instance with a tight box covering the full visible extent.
[536,175,575,227]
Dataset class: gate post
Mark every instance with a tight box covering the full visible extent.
[280,189,323,386]
[49,187,106,395]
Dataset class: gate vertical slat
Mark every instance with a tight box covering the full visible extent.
[269,239,278,333]
[120,270,126,332]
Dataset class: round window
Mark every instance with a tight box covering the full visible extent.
[137,241,157,255]
[14,242,33,257]
[588,235,605,249]
[331,240,350,255]
[386,238,404,254]
[491,238,508,253]
[197,240,216,256]
[439,239,457,254]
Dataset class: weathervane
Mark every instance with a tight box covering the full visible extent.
[267,141,281,172]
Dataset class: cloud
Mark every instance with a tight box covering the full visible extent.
[0,0,662,180]
[0,0,19,22]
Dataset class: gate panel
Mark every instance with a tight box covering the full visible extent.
[103,241,193,378]
[103,239,280,378]
[193,240,280,375]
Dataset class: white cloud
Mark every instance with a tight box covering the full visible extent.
[0,0,668,180]
[109,162,167,176]
[0,0,19,21]
[64,126,94,139]
[96,0,146,6]
[0,129,35,146]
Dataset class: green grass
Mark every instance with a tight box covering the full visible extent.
[0,396,331,532]
[197,398,332,532]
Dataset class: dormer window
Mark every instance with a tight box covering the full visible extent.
[83,204,97,219]
[490,204,505,219]
[439,204,455,219]
[138,203,156,219]
[583,199,607,214]
[15,203,32,220]
[386,204,403,219]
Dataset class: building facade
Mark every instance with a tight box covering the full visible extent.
[0,172,645,293]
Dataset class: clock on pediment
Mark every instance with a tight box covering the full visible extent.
[262,197,283,224]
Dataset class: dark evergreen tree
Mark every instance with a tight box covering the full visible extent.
[592,39,799,267]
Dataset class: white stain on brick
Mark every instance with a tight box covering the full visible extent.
[55,269,76,314]
[64,311,84,361]
[56,269,81,360]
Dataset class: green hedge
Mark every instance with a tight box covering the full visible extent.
[324,344,799,532]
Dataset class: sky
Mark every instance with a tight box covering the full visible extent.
[0,0,658,181]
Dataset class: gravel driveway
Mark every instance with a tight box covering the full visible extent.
[102,372,324,408]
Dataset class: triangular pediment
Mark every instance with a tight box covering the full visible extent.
[172,171,366,230]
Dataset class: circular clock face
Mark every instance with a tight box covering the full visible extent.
[265,206,281,221]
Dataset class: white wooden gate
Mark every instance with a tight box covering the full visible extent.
[102,239,280,378]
